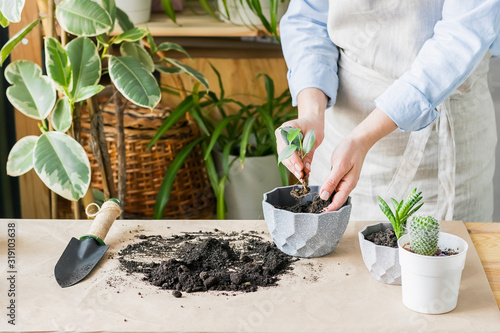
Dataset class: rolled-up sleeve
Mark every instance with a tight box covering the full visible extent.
[280,0,339,107]
[375,0,500,132]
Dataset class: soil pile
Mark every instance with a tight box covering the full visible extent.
[278,191,337,213]
[365,228,398,248]
[118,231,296,294]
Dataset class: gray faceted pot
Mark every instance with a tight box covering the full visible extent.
[262,185,352,258]
[359,222,401,285]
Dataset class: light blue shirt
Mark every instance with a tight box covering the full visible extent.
[280,0,500,131]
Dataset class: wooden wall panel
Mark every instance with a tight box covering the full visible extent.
[8,0,50,218]
[161,57,289,112]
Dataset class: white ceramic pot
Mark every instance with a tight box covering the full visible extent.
[217,0,289,26]
[398,232,468,314]
[359,223,401,285]
[213,152,284,219]
[116,0,152,24]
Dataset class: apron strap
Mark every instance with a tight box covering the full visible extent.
[385,124,433,201]
[436,100,456,220]
[385,99,456,221]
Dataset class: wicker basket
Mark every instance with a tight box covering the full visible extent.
[79,100,215,219]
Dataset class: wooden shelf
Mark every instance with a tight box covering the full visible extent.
[133,12,269,37]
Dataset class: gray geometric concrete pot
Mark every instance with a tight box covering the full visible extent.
[359,222,401,285]
[262,185,352,258]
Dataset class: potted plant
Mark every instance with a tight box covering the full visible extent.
[398,216,468,314]
[262,127,352,258]
[148,67,296,219]
[115,0,153,24]
[2,0,207,217]
[159,0,288,40]
[358,188,423,285]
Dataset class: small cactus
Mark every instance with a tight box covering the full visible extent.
[409,216,440,256]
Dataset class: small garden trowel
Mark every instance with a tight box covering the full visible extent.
[54,198,122,288]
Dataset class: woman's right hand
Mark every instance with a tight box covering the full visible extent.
[275,88,328,181]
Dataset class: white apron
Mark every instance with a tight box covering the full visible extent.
[309,0,497,222]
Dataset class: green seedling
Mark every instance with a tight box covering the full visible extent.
[378,188,424,239]
[278,126,315,197]
[409,216,440,256]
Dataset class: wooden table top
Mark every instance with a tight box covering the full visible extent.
[465,222,500,309]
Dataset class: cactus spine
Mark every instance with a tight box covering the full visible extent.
[409,216,440,256]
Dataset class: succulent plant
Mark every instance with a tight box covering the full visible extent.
[409,216,440,256]
[378,188,424,239]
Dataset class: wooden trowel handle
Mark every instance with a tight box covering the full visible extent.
[85,199,122,244]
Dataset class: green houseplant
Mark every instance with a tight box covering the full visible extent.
[148,66,297,219]
[159,0,288,40]
[358,188,424,285]
[2,0,207,213]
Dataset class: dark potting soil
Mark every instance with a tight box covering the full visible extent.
[278,191,335,214]
[117,231,296,294]
[365,228,398,248]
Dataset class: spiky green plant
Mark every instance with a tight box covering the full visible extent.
[378,188,424,239]
[409,216,440,256]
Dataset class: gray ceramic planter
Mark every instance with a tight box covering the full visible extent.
[262,185,352,258]
[359,222,401,285]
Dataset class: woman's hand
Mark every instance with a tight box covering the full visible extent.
[321,107,398,211]
[276,88,329,180]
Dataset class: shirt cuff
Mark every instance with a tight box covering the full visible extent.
[375,79,440,132]
[287,64,338,108]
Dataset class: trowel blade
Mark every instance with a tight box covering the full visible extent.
[54,237,109,288]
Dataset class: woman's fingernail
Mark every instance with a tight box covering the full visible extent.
[294,163,301,173]
[305,162,311,171]
[320,190,330,201]
[294,171,302,180]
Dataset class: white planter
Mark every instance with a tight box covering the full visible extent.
[359,223,401,285]
[213,152,284,219]
[217,0,289,26]
[116,0,152,24]
[398,232,468,314]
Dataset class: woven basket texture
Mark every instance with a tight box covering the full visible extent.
[79,100,215,219]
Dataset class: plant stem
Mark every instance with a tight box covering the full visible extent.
[112,86,126,218]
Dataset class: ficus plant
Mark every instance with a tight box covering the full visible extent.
[378,188,424,239]
[277,126,315,197]
[2,0,207,206]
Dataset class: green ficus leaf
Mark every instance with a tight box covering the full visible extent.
[157,42,192,60]
[74,85,105,102]
[155,65,183,75]
[33,131,91,201]
[66,37,101,100]
[120,42,155,72]
[6,135,37,176]
[0,18,40,67]
[162,58,209,90]
[302,129,315,154]
[51,97,72,132]
[116,7,135,32]
[277,145,297,164]
[45,37,72,92]
[0,0,25,23]
[5,60,56,120]
[101,0,116,29]
[113,27,148,44]
[108,56,161,109]
[146,32,158,56]
[56,0,113,37]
